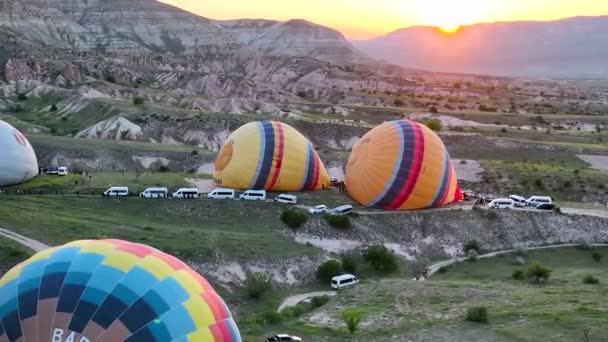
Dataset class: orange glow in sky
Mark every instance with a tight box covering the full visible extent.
[161,0,608,39]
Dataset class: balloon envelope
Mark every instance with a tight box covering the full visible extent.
[0,240,241,342]
[214,121,330,191]
[0,120,38,186]
[345,120,462,210]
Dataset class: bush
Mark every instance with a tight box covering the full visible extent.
[394,99,404,107]
[296,90,307,98]
[7,104,22,113]
[17,93,28,101]
[157,165,170,173]
[425,119,442,132]
[467,250,479,262]
[245,273,272,299]
[583,275,600,285]
[512,270,525,280]
[190,149,199,155]
[326,215,351,229]
[341,310,362,334]
[553,207,562,214]
[260,311,283,324]
[464,240,481,254]
[50,104,58,112]
[364,245,398,274]
[310,295,330,309]
[133,96,145,105]
[527,263,552,284]
[429,106,438,113]
[316,260,343,284]
[592,252,603,263]
[466,307,488,323]
[341,256,357,274]
[280,209,308,229]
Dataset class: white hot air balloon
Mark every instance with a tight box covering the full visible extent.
[0,120,39,186]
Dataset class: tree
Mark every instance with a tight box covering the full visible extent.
[17,93,28,101]
[316,260,343,284]
[341,310,362,334]
[583,275,600,285]
[341,256,357,274]
[245,273,272,299]
[296,90,307,98]
[526,263,552,284]
[463,240,481,254]
[425,119,442,132]
[280,209,308,229]
[50,104,58,112]
[512,270,525,280]
[364,245,398,274]
[394,99,405,107]
[326,215,351,229]
[133,96,145,105]
[429,106,438,113]
[466,307,488,323]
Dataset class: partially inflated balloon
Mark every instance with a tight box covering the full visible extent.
[346,120,462,210]
[0,120,38,186]
[214,121,330,191]
[0,240,240,342]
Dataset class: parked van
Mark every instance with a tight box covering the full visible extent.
[103,187,129,197]
[140,187,168,198]
[207,188,236,200]
[172,188,199,199]
[487,198,515,209]
[274,194,297,204]
[526,196,553,207]
[57,167,68,176]
[331,274,359,290]
[331,205,353,216]
[240,190,267,201]
[509,195,527,207]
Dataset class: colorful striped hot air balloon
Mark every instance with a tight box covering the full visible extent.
[214,121,330,191]
[0,240,241,342]
[345,120,462,210]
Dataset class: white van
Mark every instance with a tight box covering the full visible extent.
[207,188,236,200]
[509,195,527,207]
[140,187,168,198]
[526,196,553,207]
[57,167,68,176]
[331,205,353,216]
[331,274,359,290]
[103,187,129,197]
[274,194,297,205]
[487,198,515,209]
[240,190,266,201]
[172,188,199,199]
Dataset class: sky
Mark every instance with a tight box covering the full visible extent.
[161,0,608,39]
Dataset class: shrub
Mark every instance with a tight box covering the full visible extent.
[527,263,552,284]
[364,245,398,274]
[466,306,488,323]
[341,310,362,334]
[7,104,22,113]
[296,90,307,98]
[245,273,272,299]
[341,256,357,274]
[310,295,330,309]
[316,260,343,284]
[425,119,442,132]
[17,93,28,101]
[280,209,308,229]
[133,96,145,105]
[429,106,438,113]
[512,270,525,280]
[464,240,481,254]
[500,128,508,133]
[592,252,603,263]
[157,165,170,173]
[326,215,351,229]
[394,99,404,107]
[467,249,479,262]
[50,104,58,112]
[260,311,283,324]
[583,275,600,285]
[190,149,199,155]
[553,207,562,214]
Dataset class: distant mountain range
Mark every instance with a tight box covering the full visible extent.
[353,16,608,79]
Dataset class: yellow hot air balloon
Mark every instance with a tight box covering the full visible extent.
[346,119,462,210]
[214,121,330,191]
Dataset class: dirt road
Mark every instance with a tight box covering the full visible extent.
[0,227,49,252]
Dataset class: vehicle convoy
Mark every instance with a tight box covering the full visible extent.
[275,194,298,204]
[526,196,553,207]
[103,186,129,197]
[240,190,267,201]
[172,188,199,199]
[331,274,359,290]
[207,188,236,199]
[488,198,515,209]
[308,204,327,214]
[509,195,527,207]
[140,187,168,198]
[265,334,303,342]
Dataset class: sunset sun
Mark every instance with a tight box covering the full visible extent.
[438,24,461,33]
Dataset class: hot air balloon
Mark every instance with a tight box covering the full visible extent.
[0,240,241,342]
[345,119,462,210]
[0,120,38,186]
[214,121,330,191]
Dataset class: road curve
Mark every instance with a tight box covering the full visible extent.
[0,227,49,252]
[277,291,336,313]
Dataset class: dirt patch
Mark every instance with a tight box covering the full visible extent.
[452,159,483,182]
[294,234,363,253]
[577,154,608,171]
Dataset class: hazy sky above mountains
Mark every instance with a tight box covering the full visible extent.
[161,0,608,38]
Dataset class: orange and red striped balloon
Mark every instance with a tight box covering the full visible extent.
[346,120,462,210]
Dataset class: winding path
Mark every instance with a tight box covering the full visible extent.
[0,227,49,252]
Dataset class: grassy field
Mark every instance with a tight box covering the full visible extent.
[0,195,319,261]
[240,247,608,341]
[0,236,34,275]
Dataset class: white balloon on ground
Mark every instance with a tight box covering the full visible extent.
[0,120,39,186]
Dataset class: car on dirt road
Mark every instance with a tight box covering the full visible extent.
[265,334,303,342]
[536,203,557,211]
[275,194,298,204]
[308,204,327,214]
[487,198,515,209]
